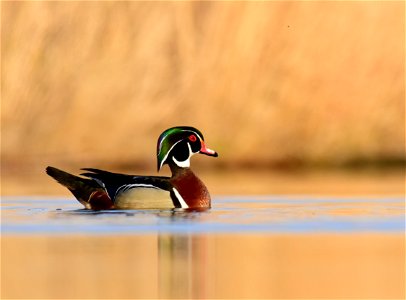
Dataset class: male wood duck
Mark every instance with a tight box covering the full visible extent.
[46,126,218,210]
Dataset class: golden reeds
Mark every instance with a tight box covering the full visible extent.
[2,1,405,170]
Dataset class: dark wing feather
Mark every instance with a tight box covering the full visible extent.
[46,166,113,210]
[80,168,172,201]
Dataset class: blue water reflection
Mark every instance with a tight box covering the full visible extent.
[1,196,404,234]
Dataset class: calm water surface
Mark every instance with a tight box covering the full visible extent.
[2,196,405,299]
[2,196,405,234]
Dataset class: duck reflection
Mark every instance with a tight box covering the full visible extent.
[157,209,211,298]
[3,230,402,298]
[39,209,402,299]
[158,234,210,298]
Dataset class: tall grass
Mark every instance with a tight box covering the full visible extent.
[2,1,405,171]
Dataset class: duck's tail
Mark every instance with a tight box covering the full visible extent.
[45,166,113,210]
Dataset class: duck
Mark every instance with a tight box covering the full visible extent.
[46,126,218,210]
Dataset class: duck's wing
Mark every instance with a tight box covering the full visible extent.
[80,168,175,209]
[46,166,114,210]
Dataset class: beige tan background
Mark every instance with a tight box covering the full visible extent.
[2,1,405,193]
[1,4,405,299]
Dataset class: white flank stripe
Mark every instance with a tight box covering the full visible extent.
[172,187,189,208]
[115,183,162,198]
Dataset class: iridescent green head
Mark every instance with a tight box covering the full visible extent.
[157,126,218,171]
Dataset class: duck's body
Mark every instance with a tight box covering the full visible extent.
[46,126,217,210]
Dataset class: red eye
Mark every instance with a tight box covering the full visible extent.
[188,135,197,142]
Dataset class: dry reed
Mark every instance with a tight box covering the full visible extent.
[2,1,405,171]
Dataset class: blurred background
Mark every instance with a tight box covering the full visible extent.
[1,3,405,299]
[2,1,405,195]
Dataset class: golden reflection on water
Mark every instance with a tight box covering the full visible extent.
[2,169,405,298]
[2,233,404,299]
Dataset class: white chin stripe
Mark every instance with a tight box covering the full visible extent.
[172,142,193,168]
[172,187,189,208]
[172,156,190,168]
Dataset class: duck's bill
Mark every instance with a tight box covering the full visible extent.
[200,141,218,157]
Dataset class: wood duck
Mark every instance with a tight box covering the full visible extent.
[46,126,218,210]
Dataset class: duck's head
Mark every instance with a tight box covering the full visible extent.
[157,126,218,171]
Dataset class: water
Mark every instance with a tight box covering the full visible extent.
[2,196,405,298]
[2,196,404,234]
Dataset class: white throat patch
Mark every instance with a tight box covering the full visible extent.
[172,142,193,168]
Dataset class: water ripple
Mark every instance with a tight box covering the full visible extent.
[1,196,404,235]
